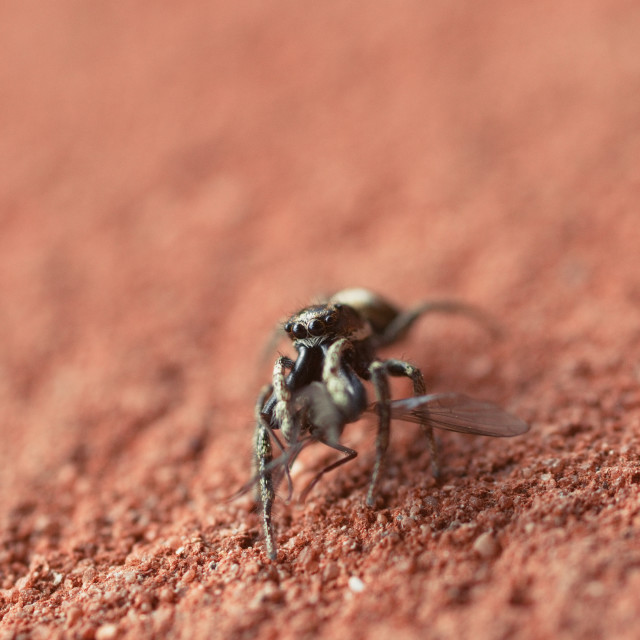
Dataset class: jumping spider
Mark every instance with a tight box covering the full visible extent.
[250,288,528,560]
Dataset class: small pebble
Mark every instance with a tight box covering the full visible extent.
[323,563,340,581]
[181,568,196,584]
[348,576,365,593]
[66,606,82,628]
[82,567,97,586]
[96,623,119,640]
[473,532,501,558]
[159,586,175,603]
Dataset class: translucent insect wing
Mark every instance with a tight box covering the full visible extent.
[382,392,529,437]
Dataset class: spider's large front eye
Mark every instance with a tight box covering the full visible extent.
[308,319,325,336]
[292,323,307,339]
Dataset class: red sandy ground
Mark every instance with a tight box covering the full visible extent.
[2,2,640,639]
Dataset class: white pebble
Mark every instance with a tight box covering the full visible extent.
[96,624,119,640]
[348,576,365,593]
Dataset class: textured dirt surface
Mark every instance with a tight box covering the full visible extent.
[2,2,640,639]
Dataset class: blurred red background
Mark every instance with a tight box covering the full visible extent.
[1,2,640,638]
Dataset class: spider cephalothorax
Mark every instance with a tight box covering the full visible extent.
[283,302,371,346]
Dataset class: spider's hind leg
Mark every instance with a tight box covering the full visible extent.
[376,300,501,348]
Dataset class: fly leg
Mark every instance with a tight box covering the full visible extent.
[254,353,303,561]
[299,440,358,503]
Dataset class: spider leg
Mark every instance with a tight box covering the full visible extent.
[273,356,299,445]
[367,361,392,506]
[366,358,439,507]
[376,300,501,347]
[282,339,364,501]
[269,355,300,498]
[321,338,363,438]
[256,372,295,500]
[253,384,277,560]
[383,359,439,479]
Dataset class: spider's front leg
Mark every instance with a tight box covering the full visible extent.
[253,384,278,561]
[291,338,364,501]
[366,358,439,507]
[253,356,296,562]
[272,356,298,445]
[321,338,367,439]
[290,338,366,444]
[265,356,299,503]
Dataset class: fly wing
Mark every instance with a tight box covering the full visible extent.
[370,392,529,437]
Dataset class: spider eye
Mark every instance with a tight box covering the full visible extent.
[292,323,307,339]
[324,312,337,325]
[308,319,325,336]
[284,322,293,333]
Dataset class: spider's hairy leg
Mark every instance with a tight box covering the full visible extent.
[376,300,501,347]
[292,338,363,445]
[367,361,391,507]
[273,356,298,444]
[266,355,297,498]
[284,338,364,501]
[254,385,278,561]
[384,359,439,479]
[322,338,357,441]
